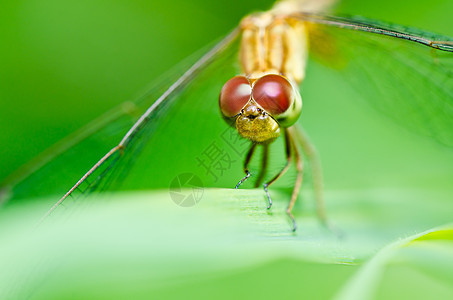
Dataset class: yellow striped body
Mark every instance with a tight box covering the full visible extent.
[239,0,335,84]
[240,13,308,84]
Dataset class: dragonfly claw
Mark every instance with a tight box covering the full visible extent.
[235,171,251,189]
[286,209,297,232]
[263,183,272,209]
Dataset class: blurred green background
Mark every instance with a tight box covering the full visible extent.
[1,0,453,184]
[1,0,453,299]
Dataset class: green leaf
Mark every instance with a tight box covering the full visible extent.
[334,226,453,300]
[0,188,453,299]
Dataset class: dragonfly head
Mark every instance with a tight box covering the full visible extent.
[219,74,302,143]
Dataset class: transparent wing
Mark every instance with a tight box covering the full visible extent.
[296,13,453,51]
[1,29,247,217]
[293,13,453,146]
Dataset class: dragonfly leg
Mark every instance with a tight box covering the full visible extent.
[289,125,329,227]
[235,143,257,189]
[263,128,292,210]
[286,132,303,232]
[254,144,269,188]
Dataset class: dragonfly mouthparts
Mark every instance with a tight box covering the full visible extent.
[236,101,280,143]
[242,101,263,117]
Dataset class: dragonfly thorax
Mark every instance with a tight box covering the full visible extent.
[240,11,308,84]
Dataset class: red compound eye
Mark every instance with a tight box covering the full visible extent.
[219,76,251,117]
[252,74,294,115]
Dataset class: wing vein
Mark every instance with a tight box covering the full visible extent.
[40,28,240,221]
[294,13,453,52]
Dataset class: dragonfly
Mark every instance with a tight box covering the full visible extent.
[1,0,453,231]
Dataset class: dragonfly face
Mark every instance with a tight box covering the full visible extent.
[219,74,302,143]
